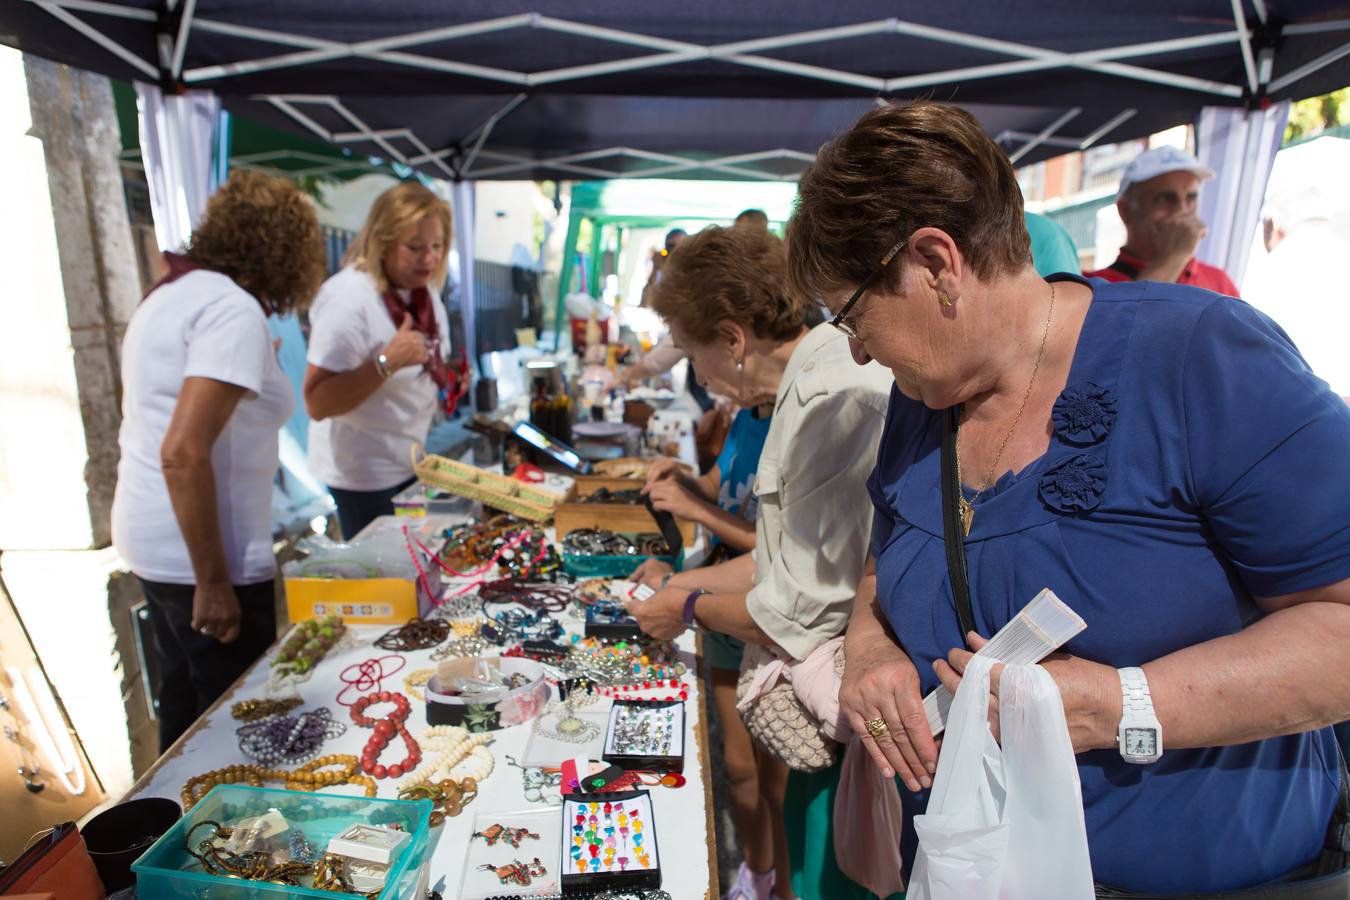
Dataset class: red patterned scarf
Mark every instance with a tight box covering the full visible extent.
[380,285,469,414]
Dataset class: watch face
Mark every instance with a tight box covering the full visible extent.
[1125,727,1157,757]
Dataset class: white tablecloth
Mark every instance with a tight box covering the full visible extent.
[129,613,714,899]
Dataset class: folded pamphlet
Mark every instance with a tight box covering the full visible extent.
[924,588,1086,736]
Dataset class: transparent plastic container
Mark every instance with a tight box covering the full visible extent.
[132,785,432,899]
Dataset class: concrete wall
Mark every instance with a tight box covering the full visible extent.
[0,48,149,799]
[0,50,140,550]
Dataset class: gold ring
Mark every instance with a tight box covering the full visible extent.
[864,716,889,738]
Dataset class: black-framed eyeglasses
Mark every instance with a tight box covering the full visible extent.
[830,236,908,340]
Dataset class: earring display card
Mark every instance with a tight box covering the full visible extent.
[457,808,561,900]
[602,700,685,773]
[522,708,609,768]
[560,790,661,893]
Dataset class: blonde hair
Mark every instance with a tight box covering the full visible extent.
[344,181,454,293]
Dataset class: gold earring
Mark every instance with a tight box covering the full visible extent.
[939,291,954,308]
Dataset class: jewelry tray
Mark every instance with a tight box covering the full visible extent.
[559,789,662,894]
[521,708,609,768]
[601,700,686,774]
[583,602,645,641]
[457,807,562,900]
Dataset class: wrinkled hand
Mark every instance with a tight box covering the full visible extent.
[631,558,674,588]
[192,582,241,644]
[382,314,430,371]
[935,632,1120,754]
[840,632,938,791]
[645,480,703,520]
[626,585,687,641]
[1153,212,1207,262]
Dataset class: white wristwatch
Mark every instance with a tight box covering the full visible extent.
[1117,666,1163,764]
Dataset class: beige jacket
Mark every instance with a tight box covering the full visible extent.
[746,325,894,661]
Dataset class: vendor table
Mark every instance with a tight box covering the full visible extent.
[125,546,718,899]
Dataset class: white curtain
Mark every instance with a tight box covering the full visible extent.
[1194,101,1291,289]
[134,82,225,251]
[452,179,478,369]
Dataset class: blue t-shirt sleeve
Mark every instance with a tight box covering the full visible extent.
[1182,298,1350,597]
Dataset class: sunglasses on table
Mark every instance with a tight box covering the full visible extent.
[830,235,908,340]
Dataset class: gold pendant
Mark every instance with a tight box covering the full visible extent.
[959,497,974,537]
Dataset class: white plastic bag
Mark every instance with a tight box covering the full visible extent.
[908,657,1094,900]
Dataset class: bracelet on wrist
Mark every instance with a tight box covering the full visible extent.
[374,352,392,379]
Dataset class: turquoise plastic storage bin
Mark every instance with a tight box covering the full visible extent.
[562,551,682,578]
[132,785,432,899]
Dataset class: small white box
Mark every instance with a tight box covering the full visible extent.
[326,824,411,867]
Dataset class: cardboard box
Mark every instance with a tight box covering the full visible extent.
[283,575,430,625]
[554,477,697,546]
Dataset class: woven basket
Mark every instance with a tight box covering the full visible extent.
[410,444,562,522]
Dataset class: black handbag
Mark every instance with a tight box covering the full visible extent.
[940,406,1350,899]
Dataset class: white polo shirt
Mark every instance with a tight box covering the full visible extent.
[306,266,450,491]
[112,269,293,585]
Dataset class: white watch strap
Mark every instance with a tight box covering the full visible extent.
[1119,666,1153,714]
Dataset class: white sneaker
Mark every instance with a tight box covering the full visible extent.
[723,862,775,900]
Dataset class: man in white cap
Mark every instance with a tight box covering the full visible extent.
[1085,145,1240,297]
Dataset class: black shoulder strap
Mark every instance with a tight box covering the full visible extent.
[1107,258,1142,280]
[940,406,977,649]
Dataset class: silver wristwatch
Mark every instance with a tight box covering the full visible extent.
[374,352,392,379]
[1117,666,1162,764]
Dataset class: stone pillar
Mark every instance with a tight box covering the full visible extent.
[0,47,149,799]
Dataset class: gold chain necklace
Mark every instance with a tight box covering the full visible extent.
[956,282,1057,537]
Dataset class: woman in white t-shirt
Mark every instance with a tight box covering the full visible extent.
[111,171,325,751]
[303,182,455,539]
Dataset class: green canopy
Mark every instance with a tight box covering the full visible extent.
[111,81,411,183]
[556,178,800,330]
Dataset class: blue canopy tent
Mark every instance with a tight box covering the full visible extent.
[4,1,1349,179]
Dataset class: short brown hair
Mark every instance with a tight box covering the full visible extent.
[651,225,809,345]
[787,101,1031,302]
[187,170,325,314]
[344,181,454,294]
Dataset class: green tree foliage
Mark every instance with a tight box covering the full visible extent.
[1285,88,1350,143]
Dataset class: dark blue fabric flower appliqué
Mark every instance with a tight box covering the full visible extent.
[1052,382,1117,446]
[1040,454,1107,513]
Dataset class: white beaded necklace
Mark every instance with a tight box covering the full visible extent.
[396,725,493,788]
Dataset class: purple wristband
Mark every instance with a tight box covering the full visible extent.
[682,589,708,628]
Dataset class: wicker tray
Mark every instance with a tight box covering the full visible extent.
[410,444,562,522]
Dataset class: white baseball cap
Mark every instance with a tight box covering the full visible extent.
[1116,146,1216,200]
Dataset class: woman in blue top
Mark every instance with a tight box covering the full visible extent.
[787,100,1350,894]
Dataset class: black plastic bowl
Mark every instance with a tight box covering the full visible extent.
[81,796,182,891]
